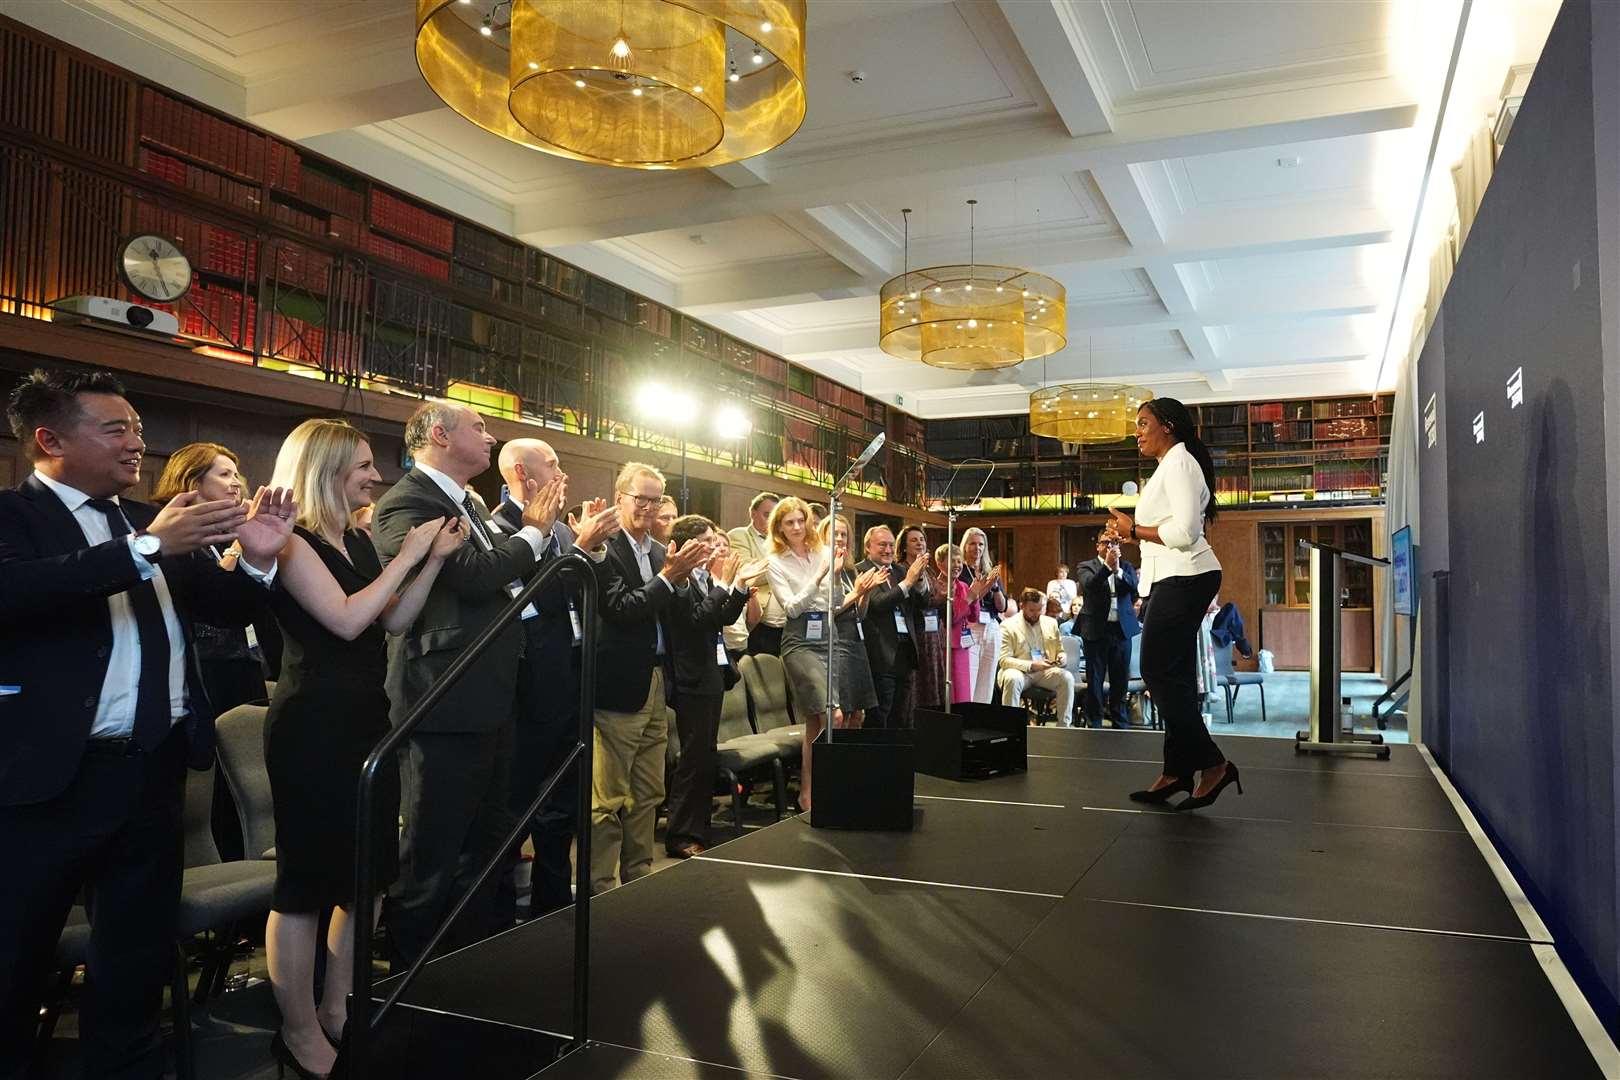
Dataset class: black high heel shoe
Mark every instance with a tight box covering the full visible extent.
[1128,775,1194,804]
[1175,763,1242,812]
[270,1030,331,1079]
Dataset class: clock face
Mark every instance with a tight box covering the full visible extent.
[121,234,193,303]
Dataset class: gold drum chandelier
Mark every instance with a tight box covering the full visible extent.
[878,202,1066,371]
[415,0,807,169]
[1029,383,1154,445]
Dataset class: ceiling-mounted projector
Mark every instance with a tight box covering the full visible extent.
[50,296,179,336]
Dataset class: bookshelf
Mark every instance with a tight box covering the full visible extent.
[0,13,936,508]
[922,393,1392,513]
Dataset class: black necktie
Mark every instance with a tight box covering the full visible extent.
[461,493,497,550]
[89,499,172,749]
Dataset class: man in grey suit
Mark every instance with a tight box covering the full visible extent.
[373,402,565,964]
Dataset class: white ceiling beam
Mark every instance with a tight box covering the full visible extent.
[245,49,439,141]
[995,0,1113,137]
[512,79,1417,245]
[779,207,901,281]
[709,159,772,189]
[673,255,867,310]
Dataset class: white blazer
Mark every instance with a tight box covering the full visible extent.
[1135,441,1221,595]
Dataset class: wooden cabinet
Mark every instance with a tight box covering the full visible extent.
[1259,608,1375,671]
[1257,516,1376,671]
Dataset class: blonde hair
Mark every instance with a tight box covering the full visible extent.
[270,419,367,540]
[960,526,993,576]
[822,513,856,572]
[614,461,665,494]
[766,496,822,555]
[933,543,960,572]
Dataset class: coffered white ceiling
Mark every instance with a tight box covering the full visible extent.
[3,0,1561,417]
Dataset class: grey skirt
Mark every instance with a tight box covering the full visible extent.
[780,610,878,716]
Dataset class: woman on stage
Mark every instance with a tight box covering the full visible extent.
[1108,398,1237,811]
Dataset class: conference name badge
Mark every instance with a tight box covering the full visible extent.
[806,612,826,641]
[894,609,909,635]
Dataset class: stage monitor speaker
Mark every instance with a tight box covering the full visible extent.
[810,727,915,831]
[914,703,1027,780]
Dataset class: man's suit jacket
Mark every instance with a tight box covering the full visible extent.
[998,614,1065,674]
[855,558,920,675]
[592,529,677,713]
[0,475,261,805]
[492,502,581,706]
[1076,557,1141,640]
[373,468,543,733]
[667,574,749,697]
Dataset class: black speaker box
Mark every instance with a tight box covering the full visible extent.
[913,703,1028,780]
[809,727,915,831]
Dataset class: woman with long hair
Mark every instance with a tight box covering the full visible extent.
[1108,398,1235,811]
[958,526,1007,702]
[765,498,884,811]
[261,419,465,1077]
[899,525,946,716]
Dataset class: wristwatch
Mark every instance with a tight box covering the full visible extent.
[1130,522,1138,541]
[133,532,163,562]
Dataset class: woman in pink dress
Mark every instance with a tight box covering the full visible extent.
[935,543,977,704]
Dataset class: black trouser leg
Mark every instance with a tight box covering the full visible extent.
[865,672,895,729]
[496,656,579,926]
[667,693,722,850]
[1104,626,1130,724]
[0,731,186,1080]
[1081,636,1108,726]
[889,667,914,729]
[1139,571,1224,778]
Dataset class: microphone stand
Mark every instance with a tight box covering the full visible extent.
[825,433,887,743]
[940,459,996,714]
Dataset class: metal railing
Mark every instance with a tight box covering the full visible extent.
[350,551,598,1077]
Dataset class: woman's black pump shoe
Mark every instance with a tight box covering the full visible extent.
[270,1030,330,1079]
[1128,775,1194,804]
[1175,763,1242,811]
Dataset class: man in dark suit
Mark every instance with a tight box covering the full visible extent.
[488,438,606,921]
[663,515,768,858]
[857,525,928,729]
[589,462,710,894]
[373,403,588,964]
[1076,526,1142,728]
[0,368,292,1079]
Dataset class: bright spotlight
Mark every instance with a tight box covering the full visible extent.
[715,406,752,440]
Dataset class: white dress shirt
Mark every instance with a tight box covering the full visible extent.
[1134,441,1222,595]
[766,546,840,618]
[621,527,670,654]
[414,462,550,556]
[1045,577,1078,609]
[34,471,275,738]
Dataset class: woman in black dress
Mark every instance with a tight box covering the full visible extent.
[262,419,464,1077]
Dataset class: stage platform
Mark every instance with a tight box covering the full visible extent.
[372,728,1615,1079]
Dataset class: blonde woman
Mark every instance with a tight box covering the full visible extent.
[261,419,464,1077]
[958,527,1008,702]
[764,498,884,811]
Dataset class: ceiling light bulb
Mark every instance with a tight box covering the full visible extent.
[933,286,942,294]
[631,86,643,96]
[909,291,918,300]
[1022,289,1030,298]
[761,20,773,32]
[528,61,539,70]
[611,37,631,59]
[911,317,918,323]
[479,20,493,36]
[692,85,702,94]
[965,284,973,292]
[574,78,586,88]
[967,319,978,328]
[752,46,764,64]
[995,285,1004,292]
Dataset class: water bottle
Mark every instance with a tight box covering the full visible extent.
[1340,696,1353,733]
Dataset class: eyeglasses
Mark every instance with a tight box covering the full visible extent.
[618,492,662,508]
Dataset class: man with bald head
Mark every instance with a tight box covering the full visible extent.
[490,438,585,921]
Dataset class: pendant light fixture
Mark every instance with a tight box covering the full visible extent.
[878,199,1066,370]
[1028,337,1151,444]
[415,0,807,169]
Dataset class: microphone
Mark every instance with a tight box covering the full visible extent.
[851,432,886,472]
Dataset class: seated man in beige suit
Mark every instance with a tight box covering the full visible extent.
[726,491,782,655]
[997,587,1077,726]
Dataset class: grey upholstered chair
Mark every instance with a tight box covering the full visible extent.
[737,653,803,760]
[213,703,277,860]
[715,678,787,835]
[1213,644,1268,724]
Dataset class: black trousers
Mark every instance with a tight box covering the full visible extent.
[0,728,187,1080]
[495,638,581,925]
[389,726,514,967]
[746,623,782,657]
[1139,570,1224,778]
[667,691,723,850]
[865,665,914,729]
[1081,625,1130,726]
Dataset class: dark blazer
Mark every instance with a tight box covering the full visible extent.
[591,528,677,713]
[0,475,261,806]
[373,468,543,733]
[856,558,921,674]
[667,574,749,697]
[493,501,581,680]
[1076,557,1141,640]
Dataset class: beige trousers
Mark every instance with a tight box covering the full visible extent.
[590,668,671,895]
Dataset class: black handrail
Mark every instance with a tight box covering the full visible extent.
[350,551,598,1077]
